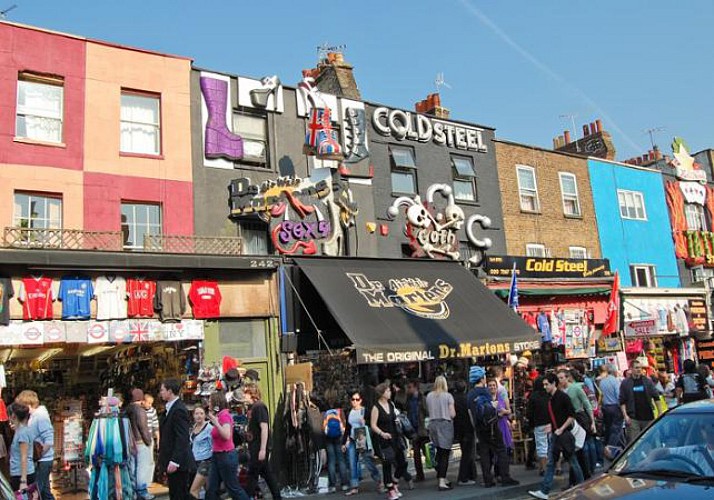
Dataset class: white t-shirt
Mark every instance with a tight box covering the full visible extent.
[94,275,128,320]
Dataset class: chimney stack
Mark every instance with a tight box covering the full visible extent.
[415,92,450,119]
[595,119,602,133]
[312,51,361,100]
[583,124,590,137]
[564,130,571,144]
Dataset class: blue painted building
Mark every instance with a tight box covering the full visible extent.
[588,158,680,288]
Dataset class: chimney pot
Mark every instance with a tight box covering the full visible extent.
[595,119,603,133]
[643,153,649,162]
[590,122,597,135]
[636,157,642,165]
[564,130,571,144]
[583,124,590,136]
[432,93,441,107]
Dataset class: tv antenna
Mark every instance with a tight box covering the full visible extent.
[643,126,666,150]
[317,42,346,62]
[559,113,580,152]
[0,4,17,19]
[435,72,451,93]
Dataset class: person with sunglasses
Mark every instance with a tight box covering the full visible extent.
[345,392,382,496]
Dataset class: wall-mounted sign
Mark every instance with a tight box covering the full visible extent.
[229,169,358,256]
[623,296,703,336]
[484,255,612,279]
[372,106,487,152]
[665,179,714,268]
[688,298,709,333]
[624,318,658,338]
[696,338,714,370]
[387,184,492,265]
[670,137,707,182]
[597,336,623,353]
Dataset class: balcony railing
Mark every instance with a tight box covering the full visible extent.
[3,227,243,256]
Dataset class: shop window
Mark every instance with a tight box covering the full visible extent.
[559,172,581,217]
[617,189,647,220]
[16,73,64,144]
[238,219,271,255]
[232,111,268,165]
[526,243,548,257]
[516,165,540,212]
[451,155,477,202]
[120,91,161,155]
[121,202,161,250]
[684,203,708,231]
[569,246,588,259]
[14,192,62,230]
[389,145,417,194]
[218,319,268,359]
[630,264,657,287]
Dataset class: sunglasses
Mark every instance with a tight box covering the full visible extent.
[352,397,362,401]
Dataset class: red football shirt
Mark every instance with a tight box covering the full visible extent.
[188,280,222,319]
[127,278,157,318]
[19,276,54,320]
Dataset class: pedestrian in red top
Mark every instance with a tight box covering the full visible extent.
[205,392,248,500]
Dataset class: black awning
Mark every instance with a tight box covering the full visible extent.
[294,257,540,364]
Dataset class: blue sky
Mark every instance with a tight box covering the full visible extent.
[8,0,713,160]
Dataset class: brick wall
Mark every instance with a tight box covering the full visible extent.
[495,140,602,258]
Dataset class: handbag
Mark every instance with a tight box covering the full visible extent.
[548,400,575,459]
[395,412,416,440]
[574,410,592,434]
[14,483,40,500]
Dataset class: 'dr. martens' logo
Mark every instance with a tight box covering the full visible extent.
[347,273,452,319]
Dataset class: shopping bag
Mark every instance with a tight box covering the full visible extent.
[14,482,40,500]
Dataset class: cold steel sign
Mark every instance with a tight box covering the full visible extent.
[484,255,612,279]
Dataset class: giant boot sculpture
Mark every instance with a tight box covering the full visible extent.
[200,76,243,161]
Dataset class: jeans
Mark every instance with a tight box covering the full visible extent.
[583,436,598,470]
[457,434,477,482]
[135,442,153,497]
[540,434,584,495]
[602,405,623,447]
[347,441,381,488]
[36,460,55,500]
[206,450,249,500]
[325,437,350,488]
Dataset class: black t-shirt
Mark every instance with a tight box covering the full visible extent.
[0,278,14,326]
[248,401,270,452]
[547,389,576,429]
[632,377,655,421]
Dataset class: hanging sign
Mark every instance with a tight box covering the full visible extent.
[624,318,658,337]
[688,298,709,333]
[87,321,109,344]
[696,339,714,370]
[44,322,67,343]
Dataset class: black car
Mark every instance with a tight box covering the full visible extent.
[555,399,714,499]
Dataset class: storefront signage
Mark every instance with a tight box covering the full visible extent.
[624,318,658,338]
[358,339,541,364]
[229,169,357,256]
[696,339,714,370]
[665,180,714,267]
[387,183,493,265]
[688,298,709,332]
[484,255,612,279]
[671,137,707,182]
[372,106,487,152]
[623,296,703,336]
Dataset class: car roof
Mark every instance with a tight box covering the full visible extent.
[667,399,714,414]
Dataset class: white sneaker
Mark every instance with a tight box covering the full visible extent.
[528,490,549,500]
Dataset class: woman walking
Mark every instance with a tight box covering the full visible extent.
[426,376,455,491]
[8,403,35,493]
[345,391,382,496]
[205,392,249,500]
[190,406,213,499]
[371,383,412,500]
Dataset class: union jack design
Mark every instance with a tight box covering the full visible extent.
[129,320,151,342]
[305,107,343,160]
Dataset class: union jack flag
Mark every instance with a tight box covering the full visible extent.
[129,320,151,342]
[306,107,341,157]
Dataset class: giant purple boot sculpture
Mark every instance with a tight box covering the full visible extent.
[200,76,243,161]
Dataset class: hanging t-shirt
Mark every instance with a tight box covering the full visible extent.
[94,275,128,320]
[19,276,54,320]
[58,276,94,320]
[0,278,14,326]
[188,280,222,319]
[537,312,552,342]
[127,278,157,318]
[154,281,186,322]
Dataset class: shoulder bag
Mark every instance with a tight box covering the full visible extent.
[548,399,575,459]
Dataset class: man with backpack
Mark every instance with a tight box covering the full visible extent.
[467,366,519,488]
[323,403,350,492]
[676,359,709,405]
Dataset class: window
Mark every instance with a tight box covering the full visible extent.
[239,220,270,255]
[691,266,714,283]
[120,92,161,155]
[16,74,64,143]
[630,264,657,287]
[233,112,267,164]
[451,156,477,202]
[389,145,417,194]
[13,192,62,229]
[617,190,647,220]
[559,173,581,216]
[685,203,708,231]
[526,243,547,257]
[516,165,539,212]
[569,246,588,259]
[121,203,161,250]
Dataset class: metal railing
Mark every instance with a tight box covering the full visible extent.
[3,227,243,256]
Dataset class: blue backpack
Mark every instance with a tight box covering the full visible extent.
[471,393,498,431]
[323,409,344,439]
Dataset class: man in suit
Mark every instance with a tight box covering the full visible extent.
[158,378,196,500]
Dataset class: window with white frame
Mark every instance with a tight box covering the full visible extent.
[232,112,267,164]
[120,92,161,155]
[121,202,161,249]
[685,203,708,231]
[390,145,417,194]
[559,172,581,216]
[516,165,539,212]
[13,192,62,229]
[451,156,477,202]
[630,264,657,287]
[526,243,547,257]
[617,190,647,220]
[16,74,64,144]
[569,246,588,259]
